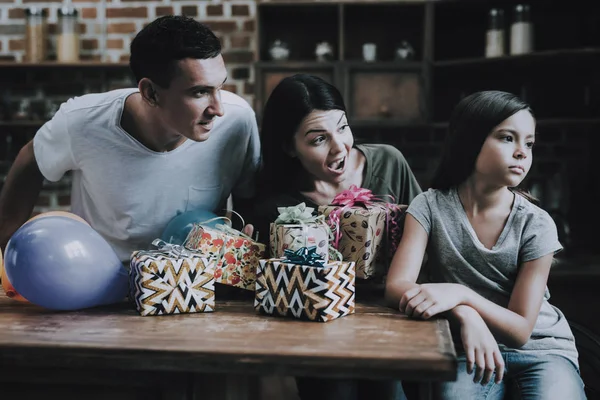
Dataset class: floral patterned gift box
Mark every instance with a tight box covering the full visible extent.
[269,203,330,262]
[318,185,405,280]
[255,247,355,322]
[185,223,266,291]
[130,239,216,316]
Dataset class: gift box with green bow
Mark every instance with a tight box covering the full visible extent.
[255,247,356,322]
[269,202,331,262]
[185,222,266,291]
[130,239,216,316]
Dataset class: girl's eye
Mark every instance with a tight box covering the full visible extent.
[339,124,349,132]
[526,141,535,149]
[502,135,513,142]
[194,90,210,97]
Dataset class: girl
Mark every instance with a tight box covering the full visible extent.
[385,91,586,399]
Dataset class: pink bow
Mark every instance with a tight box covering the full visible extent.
[326,186,400,255]
[331,185,374,208]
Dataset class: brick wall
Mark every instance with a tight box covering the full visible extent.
[0,1,256,104]
[0,0,256,214]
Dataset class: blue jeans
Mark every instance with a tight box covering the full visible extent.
[435,352,586,400]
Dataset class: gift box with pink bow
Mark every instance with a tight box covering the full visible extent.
[184,222,266,291]
[318,185,405,280]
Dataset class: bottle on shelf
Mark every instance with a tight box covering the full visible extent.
[485,8,505,58]
[25,7,48,63]
[510,4,533,55]
[57,6,80,63]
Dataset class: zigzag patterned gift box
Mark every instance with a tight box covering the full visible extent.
[255,257,356,322]
[130,242,216,316]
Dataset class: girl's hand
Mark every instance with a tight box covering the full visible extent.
[456,306,505,385]
[399,283,469,319]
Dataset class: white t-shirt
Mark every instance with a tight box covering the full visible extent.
[33,88,261,262]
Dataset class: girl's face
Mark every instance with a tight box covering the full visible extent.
[290,109,353,184]
[474,109,536,188]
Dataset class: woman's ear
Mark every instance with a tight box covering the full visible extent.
[282,141,296,158]
[139,78,159,107]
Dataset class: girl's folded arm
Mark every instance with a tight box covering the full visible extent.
[460,254,553,348]
[384,214,429,308]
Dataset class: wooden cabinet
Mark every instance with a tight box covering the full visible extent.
[254,0,600,256]
[255,1,429,124]
[255,0,600,128]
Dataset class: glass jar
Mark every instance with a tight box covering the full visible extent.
[510,4,533,55]
[485,8,505,58]
[57,6,80,63]
[25,7,48,63]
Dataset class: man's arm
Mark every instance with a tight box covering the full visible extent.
[0,140,45,250]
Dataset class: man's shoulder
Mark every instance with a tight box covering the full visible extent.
[221,90,254,116]
[61,88,137,115]
[214,91,257,135]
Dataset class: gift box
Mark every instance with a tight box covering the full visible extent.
[255,247,355,322]
[318,185,405,280]
[269,203,330,261]
[130,239,216,316]
[185,223,266,291]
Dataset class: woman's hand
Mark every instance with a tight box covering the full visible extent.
[399,283,469,319]
[455,306,505,385]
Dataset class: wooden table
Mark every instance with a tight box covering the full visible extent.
[0,287,456,400]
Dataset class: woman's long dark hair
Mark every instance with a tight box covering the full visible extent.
[430,90,537,203]
[258,74,347,195]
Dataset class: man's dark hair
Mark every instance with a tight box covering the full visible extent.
[129,15,222,88]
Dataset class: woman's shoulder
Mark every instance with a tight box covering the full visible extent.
[356,143,408,164]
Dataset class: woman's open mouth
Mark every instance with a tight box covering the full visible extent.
[327,156,346,174]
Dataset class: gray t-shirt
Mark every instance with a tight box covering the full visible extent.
[34,88,261,262]
[407,188,578,367]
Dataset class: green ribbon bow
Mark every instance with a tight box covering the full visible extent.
[275,202,322,224]
[282,246,326,267]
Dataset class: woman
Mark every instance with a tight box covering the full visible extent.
[253,74,421,400]
[254,74,421,246]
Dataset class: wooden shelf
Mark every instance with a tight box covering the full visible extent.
[343,61,422,70]
[255,61,336,70]
[258,0,426,4]
[433,48,600,68]
[0,120,45,127]
[0,61,129,68]
[349,119,431,128]
[431,118,600,129]
[536,118,600,126]
[256,61,422,69]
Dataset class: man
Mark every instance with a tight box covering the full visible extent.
[0,15,260,263]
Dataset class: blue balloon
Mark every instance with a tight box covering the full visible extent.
[161,209,220,245]
[4,216,129,311]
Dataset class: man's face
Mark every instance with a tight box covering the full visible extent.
[154,55,227,142]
